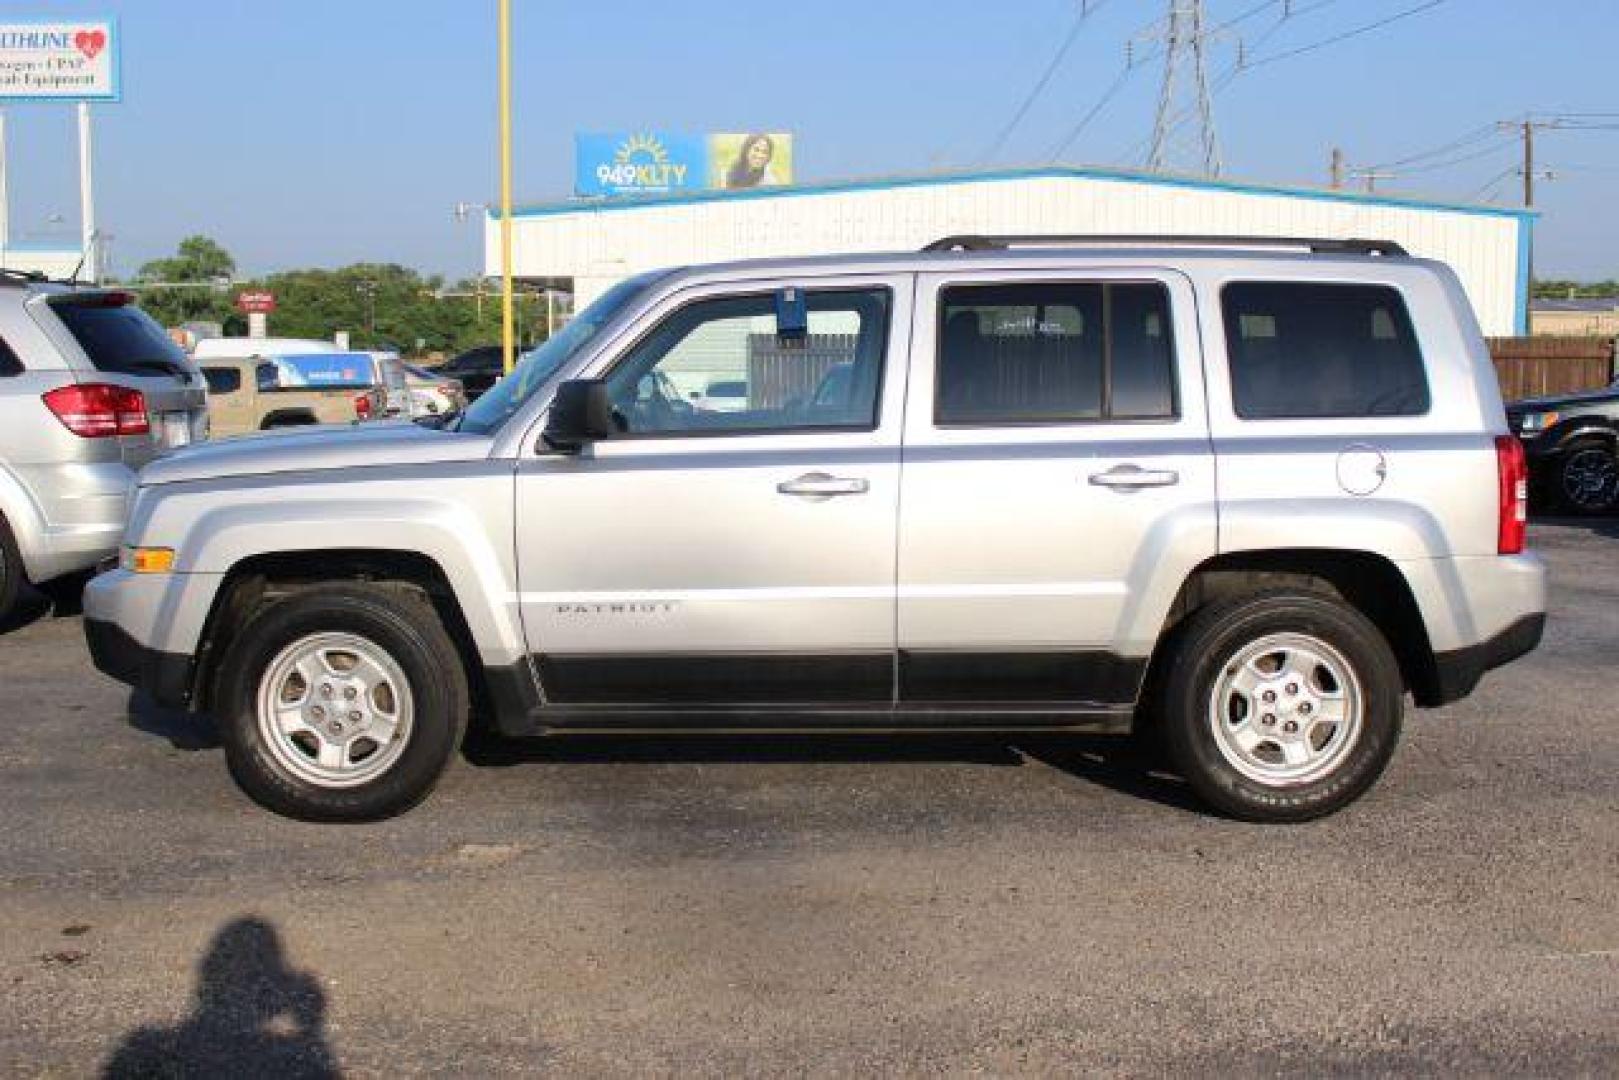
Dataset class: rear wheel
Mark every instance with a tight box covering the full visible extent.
[1558,441,1619,515]
[1158,589,1403,822]
[215,583,468,821]
[0,514,25,626]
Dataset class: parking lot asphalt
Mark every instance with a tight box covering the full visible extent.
[1,521,1616,1076]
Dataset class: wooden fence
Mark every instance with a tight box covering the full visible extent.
[1489,336,1615,401]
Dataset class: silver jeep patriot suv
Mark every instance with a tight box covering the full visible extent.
[83,236,1547,822]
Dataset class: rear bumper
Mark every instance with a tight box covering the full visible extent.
[5,461,134,583]
[1427,612,1546,707]
[84,616,194,708]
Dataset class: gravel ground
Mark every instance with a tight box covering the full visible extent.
[0,521,1615,1076]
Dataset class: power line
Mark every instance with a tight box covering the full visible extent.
[1047,63,1136,160]
[1392,138,1519,176]
[975,0,1115,165]
[1369,123,1504,170]
[1239,0,1447,71]
[1466,166,1519,202]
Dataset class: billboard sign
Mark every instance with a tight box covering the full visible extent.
[575,132,793,197]
[0,19,120,103]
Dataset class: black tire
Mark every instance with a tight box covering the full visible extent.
[1556,440,1619,515]
[1158,589,1403,823]
[0,513,25,626]
[215,583,469,822]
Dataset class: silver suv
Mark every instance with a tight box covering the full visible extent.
[0,271,207,622]
[83,237,1547,822]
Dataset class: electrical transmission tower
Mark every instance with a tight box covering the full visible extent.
[1145,0,1221,176]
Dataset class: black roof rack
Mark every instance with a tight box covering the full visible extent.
[921,234,1408,257]
[0,267,50,286]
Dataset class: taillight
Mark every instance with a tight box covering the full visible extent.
[1496,435,1528,555]
[354,393,372,420]
[42,384,150,438]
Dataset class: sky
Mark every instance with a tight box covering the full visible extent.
[5,0,1617,281]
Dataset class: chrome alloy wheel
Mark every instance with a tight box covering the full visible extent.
[1561,446,1619,512]
[255,632,415,788]
[1208,632,1364,787]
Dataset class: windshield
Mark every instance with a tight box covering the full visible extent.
[457,273,664,435]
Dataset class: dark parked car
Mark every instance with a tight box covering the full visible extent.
[439,345,507,401]
[1506,381,1619,513]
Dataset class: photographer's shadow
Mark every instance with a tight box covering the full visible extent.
[103,917,338,1079]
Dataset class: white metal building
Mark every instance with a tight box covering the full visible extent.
[486,165,1534,335]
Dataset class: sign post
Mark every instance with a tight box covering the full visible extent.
[235,290,276,339]
[497,0,514,375]
[77,102,94,280]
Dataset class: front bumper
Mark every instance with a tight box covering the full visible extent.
[84,616,194,708]
[82,567,222,708]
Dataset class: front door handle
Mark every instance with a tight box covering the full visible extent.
[777,472,870,499]
[1087,464,1179,491]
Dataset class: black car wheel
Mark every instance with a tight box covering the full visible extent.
[216,583,469,821]
[1558,441,1619,515]
[1157,589,1403,822]
[0,514,25,626]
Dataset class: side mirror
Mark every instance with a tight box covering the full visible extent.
[543,378,615,453]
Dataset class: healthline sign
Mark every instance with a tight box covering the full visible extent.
[0,19,121,103]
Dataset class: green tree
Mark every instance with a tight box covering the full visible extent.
[128,234,544,357]
[138,235,235,282]
[133,235,239,328]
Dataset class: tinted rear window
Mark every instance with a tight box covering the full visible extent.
[1222,282,1430,419]
[49,300,192,378]
[0,333,20,376]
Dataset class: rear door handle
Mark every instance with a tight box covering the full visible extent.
[777,472,870,499]
[1087,464,1179,490]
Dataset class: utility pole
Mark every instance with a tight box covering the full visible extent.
[1145,0,1222,176]
[1498,117,1557,208]
[1329,146,1344,190]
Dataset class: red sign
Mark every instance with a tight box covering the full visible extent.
[235,290,276,314]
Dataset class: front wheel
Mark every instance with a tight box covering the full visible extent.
[215,583,468,821]
[1158,589,1403,822]
[1558,441,1619,515]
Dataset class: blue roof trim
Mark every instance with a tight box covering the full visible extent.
[495,165,1538,223]
[1515,217,1533,335]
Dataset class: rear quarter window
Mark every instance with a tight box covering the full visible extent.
[1221,282,1430,419]
[0,333,20,376]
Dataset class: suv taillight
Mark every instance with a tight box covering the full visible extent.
[1496,435,1528,555]
[42,384,150,438]
[354,393,372,420]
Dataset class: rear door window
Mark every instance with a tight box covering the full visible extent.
[1222,282,1430,418]
[935,281,1177,425]
[48,298,193,379]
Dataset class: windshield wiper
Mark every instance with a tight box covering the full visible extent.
[121,359,189,380]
